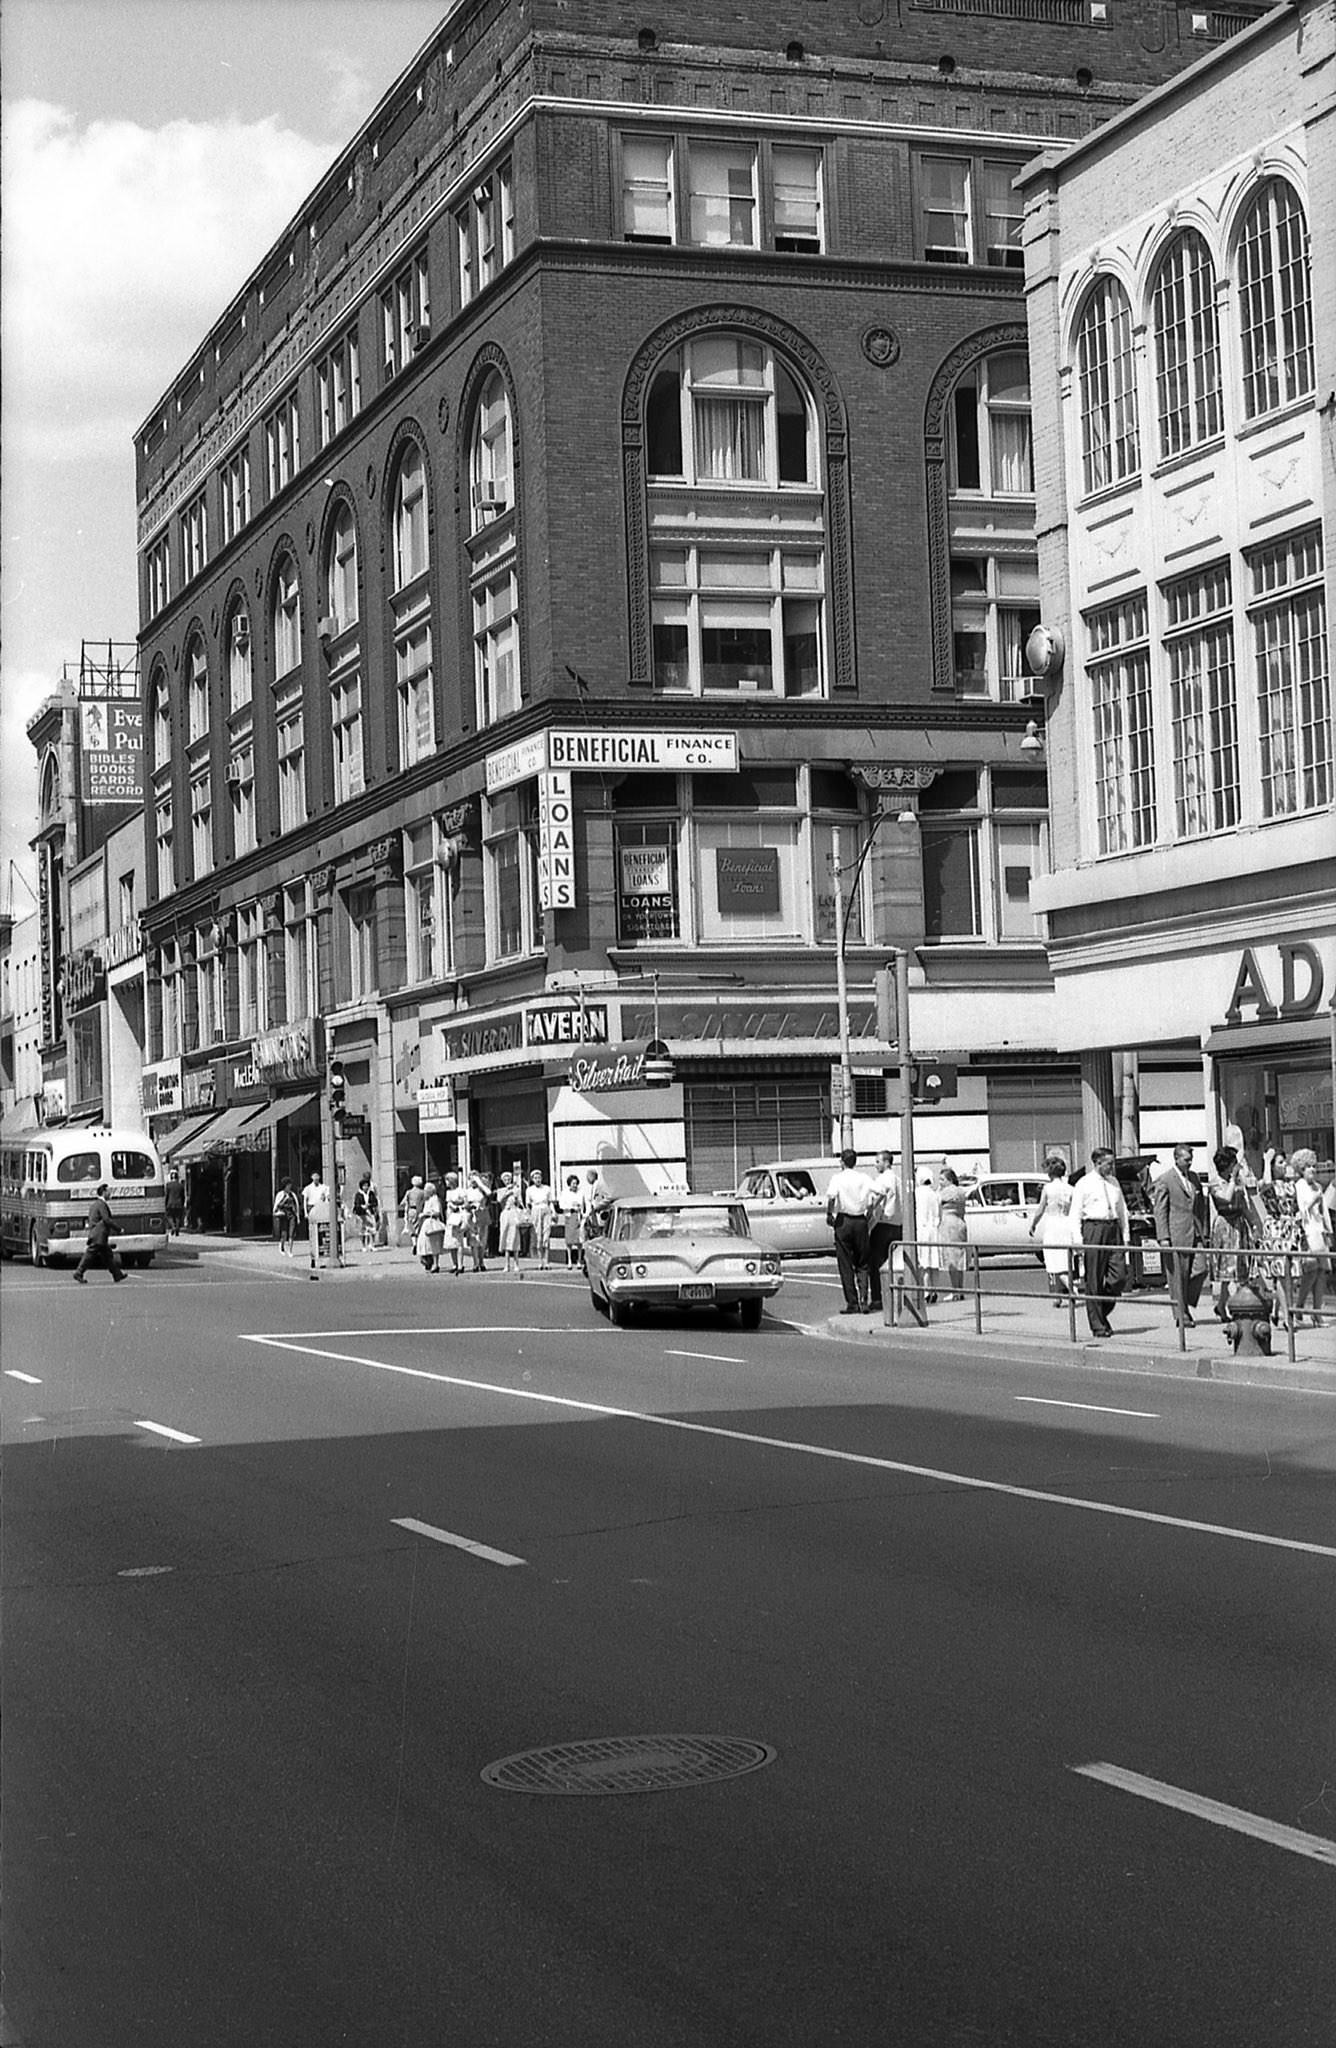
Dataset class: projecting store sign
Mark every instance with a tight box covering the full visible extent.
[486,727,737,793]
[81,701,145,804]
[569,1045,651,1094]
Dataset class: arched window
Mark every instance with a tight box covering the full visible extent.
[273,553,301,677]
[1237,178,1314,420]
[186,638,209,743]
[1074,277,1139,495]
[644,332,824,697]
[227,607,252,713]
[470,373,512,529]
[325,503,359,632]
[946,349,1038,701]
[1150,230,1222,458]
[151,672,172,770]
[392,443,428,589]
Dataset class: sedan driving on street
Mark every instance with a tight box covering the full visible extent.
[585,1195,784,1327]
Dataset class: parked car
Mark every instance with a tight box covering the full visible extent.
[725,1158,842,1257]
[963,1174,1048,1258]
[585,1195,784,1328]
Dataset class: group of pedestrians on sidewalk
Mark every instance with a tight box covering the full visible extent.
[825,1148,970,1315]
[396,1166,610,1275]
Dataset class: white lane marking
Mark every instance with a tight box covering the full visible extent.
[133,1419,201,1445]
[392,1516,525,1568]
[1073,1764,1336,1868]
[1016,1396,1160,1418]
[263,1326,593,1339]
[5,1370,42,1384]
[118,1565,174,1578]
[241,1338,1336,1560]
[664,1348,746,1365]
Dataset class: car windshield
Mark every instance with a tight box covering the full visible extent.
[616,1204,745,1240]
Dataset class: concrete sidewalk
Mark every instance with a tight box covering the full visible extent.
[825,1286,1336,1394]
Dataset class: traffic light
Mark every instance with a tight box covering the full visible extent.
[329,1064,347,1114]
[914,1062,957,1107]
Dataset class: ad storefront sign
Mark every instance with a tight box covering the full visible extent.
[538,770,576,910]
[81,700,145,805]
[486,727,737,792]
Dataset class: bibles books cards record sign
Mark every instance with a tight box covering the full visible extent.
[81,701,145,804]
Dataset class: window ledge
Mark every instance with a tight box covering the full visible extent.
[1074,474,1143,516]
[1150,435,1226,482]
[1234,394,1316,444]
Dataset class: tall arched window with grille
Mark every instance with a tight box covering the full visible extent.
[464,368,520,730]
[643,331,826,697]
[1236,178,1314,420]
[1074,277,1139,496]
[391,442,429,590]
[1150,230,1222,459]
[388,439,436,763]
[946,349,1037,703]
[324,503,359,633]
[272,552,302,677]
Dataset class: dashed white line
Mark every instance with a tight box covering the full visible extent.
[1016,1396,1159,1418]
[4,1370,42,1385]
[664,1348,746,1365]
[133,1420,201,1445]
[392,1517,525,1567]
[241,1337,1336,1560]
[1073,1763,1336,1868]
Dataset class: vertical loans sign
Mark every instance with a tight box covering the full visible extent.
[82,701,145,804]
[538,770,576,909]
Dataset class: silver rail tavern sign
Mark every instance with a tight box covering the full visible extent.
[487,728,737,792]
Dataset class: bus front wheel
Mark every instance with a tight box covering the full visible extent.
[29,1225,45,1269]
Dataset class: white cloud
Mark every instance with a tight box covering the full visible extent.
[318,47,375,134]
[2,98,332,463]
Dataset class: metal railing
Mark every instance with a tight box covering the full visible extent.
[879,1238,1327,1365]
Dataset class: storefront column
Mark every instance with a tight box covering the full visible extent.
[1118,1051,1140,1155]
[1080,1048,1117,1159]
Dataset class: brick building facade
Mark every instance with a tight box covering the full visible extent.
[136,0,1258,1222]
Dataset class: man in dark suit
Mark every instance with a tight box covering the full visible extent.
[1152,1145,1207,1328]
[73,1183,125,1284]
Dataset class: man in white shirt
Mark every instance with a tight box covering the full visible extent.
[1069,1147,1130,1338]
[826,1147,878,1314]
[865,1150,903,1314]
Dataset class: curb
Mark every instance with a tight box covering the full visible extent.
[821,1313,1336,1395]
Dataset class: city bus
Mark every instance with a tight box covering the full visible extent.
[0,1126,168,1268]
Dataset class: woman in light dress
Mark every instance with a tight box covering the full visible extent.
[497,1173,529,1276]
[936,1167,968,1299]
[414,1179,446,1274]
[1290,1148,1331,1325]
[914,1167,942,1303]
[442,1172,472,1275]
[1028,1156,1076,1304]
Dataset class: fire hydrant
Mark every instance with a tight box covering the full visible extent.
[1224,1278,1273,1357]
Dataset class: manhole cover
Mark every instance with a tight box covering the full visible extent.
[481,1734,776,1796]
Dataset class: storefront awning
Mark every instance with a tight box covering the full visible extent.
[158,1113,219,1161]
[1204,1017,1332,1057]
[169,1111,228,1162]
[194,1103,271,1153]
[234,1092,319,1142]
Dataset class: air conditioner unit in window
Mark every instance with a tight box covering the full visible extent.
[233,621,250,650]
[473,481,506,509]
[224,758,246,786]
[407,320,430,352]
[384,351,397,376]
[317,615,339,645]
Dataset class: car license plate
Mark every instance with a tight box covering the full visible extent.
[680,1283,715,1302]
[1141,1248,1162,1275]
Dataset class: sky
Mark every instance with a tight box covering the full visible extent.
[1,0,448,908]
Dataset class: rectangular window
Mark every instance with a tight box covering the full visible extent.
[237,904,266,1037]
[622,134,674,242]
[770,146,822,253]
[696,819,801,943]
[1164,563,1239,838]
[1087,593,1155,853]
[397,626,435,765]
[159,942,182,1059]
[650,544,825,699]
[317,327,361,447]
[190,773,212,877]
[147,536,171,619]
[277,709,306,833]
[228,747,256,855]
[921,156,970,263]
[920,768,1048,943]
[187,643,210,742]
[689,140,757,249]
[455,163,515,309]
[1249,527,1331,818]
[474,568,520,725]
[283,882,316,1023]
[979,160,1023,269]
[331,675,364,804]
[616,820,681,943]
[382,250,431,374]
[264,390,300,498]
[345,886,376,1001]
[181,494,208,582]
[220,447,251,544]
[485,785,539,961]
[404,822,453,984]
[155,797,173,898]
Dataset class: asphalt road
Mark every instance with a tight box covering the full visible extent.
[3,1255,1333,2048]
